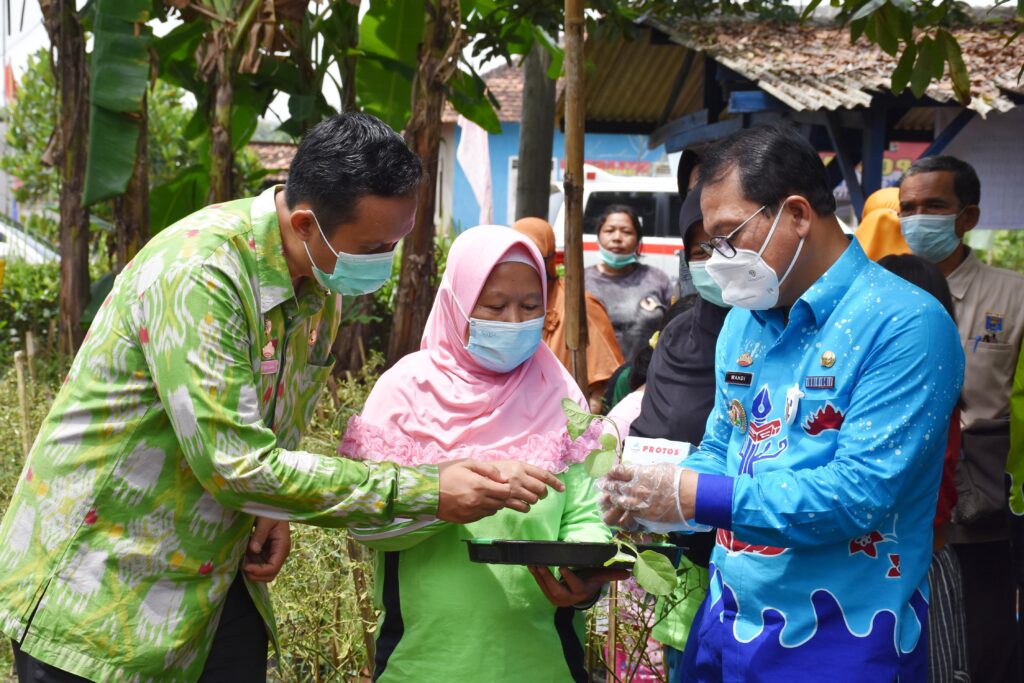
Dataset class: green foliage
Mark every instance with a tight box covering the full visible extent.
[83,0,154,205]
[271,353,385,681]
[0,261,60,356]
[1,51,59,206]
[562,398,596,440]
[356,0,423,132]
[975,230,1024,274]
[632,550,679,596]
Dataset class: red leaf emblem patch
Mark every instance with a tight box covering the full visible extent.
[849,530,884,558]
[803,402,845,436]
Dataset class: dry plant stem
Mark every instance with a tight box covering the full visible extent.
[14,351,30,460]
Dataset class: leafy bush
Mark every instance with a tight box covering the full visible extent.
[0,260,60,360]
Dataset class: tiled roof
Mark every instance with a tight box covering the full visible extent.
[650,18,1024,117]
[248,141,296,182]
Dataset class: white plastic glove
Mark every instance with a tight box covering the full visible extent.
[599,463,711,533]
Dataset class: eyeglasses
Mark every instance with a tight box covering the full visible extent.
[699,204,768,259]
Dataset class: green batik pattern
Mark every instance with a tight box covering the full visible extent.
[0,187,439,682]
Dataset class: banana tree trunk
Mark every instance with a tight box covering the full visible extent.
[112,90,149,271]
[386,0,462,365]
[41,0,91,354]
[208,67,234,203]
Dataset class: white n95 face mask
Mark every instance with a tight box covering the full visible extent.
[705,201,804,311]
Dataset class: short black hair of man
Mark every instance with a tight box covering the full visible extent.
[901,155,981,208]
[698,124,837,218]
[284,112,422,232]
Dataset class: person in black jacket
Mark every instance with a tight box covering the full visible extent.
[629,175,730,679]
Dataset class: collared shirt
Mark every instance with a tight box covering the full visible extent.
[0,187,439,682]
[684,240,963,681]
[945,249,1024,527]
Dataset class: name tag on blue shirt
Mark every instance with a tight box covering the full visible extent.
[726,371,753,386]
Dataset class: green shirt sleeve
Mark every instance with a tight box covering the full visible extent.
[138,256,439,527]
[558,464,611,543]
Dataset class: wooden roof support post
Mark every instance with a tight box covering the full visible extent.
[563,0,589,395]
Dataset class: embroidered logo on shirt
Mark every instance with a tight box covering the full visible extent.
[803,402,845,436]
[985,312,1004,334]
[738,386,789,475]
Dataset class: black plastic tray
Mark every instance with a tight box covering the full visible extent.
[465,539,683,569]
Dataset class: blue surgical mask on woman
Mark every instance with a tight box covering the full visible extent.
[465,316,544,373]
[304,212,396,296]
[899,212,963,263]
[688,261,729,308]
[598,244,638,269]
[454,296,544,373]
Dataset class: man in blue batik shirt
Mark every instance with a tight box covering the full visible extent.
[603,125,964,682]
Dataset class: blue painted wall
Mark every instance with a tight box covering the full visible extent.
[451,122,668,231]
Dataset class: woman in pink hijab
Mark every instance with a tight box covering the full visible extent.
[340,226,615,682]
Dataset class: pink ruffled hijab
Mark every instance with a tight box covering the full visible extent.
[341,225,597,472]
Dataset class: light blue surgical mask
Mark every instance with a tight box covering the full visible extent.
[465,316,544,373]
[598,244,638,269]
[688,261,729,308]
[899,212,963,263]
[455,295,544,373]
[303,213,396,296]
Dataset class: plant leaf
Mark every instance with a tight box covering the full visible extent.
[561,398,596,440]
[603,548,637,567]
[584,449,617,478]
[939,29,972,105]
[632,550,678,596]
[910,36,935,98]
[891,42,917,94]
[851,0,887,22]
[599,432,618,452]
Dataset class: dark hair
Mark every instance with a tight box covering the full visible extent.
[901,155,980,208]
[877,254,956,321]
[677,149,702,200]
[284,112,422,230]
[595,204,643,240]
[698,124,837,217]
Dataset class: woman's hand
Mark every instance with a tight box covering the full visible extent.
[491,460,565,513]
[528,566,629,608]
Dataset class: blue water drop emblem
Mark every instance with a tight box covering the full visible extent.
[751,385,773,420]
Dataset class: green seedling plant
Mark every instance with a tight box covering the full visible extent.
[561,399,678,598]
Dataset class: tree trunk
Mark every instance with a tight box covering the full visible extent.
[41,0,91,354]
[563,0,588,393]
[386,0,463,366]
[112,90,149,271]
[515,43,556,221]
[208,65,234,203]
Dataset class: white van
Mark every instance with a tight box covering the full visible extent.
[550,165,683,283]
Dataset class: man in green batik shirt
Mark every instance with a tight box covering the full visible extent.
[0,113,561,683]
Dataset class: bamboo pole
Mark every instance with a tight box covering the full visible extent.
[563,0,589,394]
[14,351,31,460]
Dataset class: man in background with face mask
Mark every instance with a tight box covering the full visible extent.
[0,112,562,683]
[899,155,1024,683]
[601,125,964,681]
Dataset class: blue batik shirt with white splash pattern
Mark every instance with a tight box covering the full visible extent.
[682,239,964,682]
